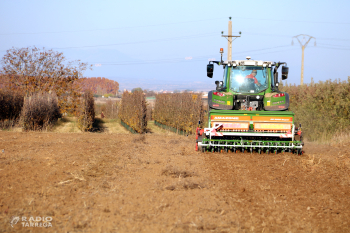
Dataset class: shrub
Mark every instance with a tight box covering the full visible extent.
[153,93,204,134]
[118,91,147,133]
[77,91,95,131]
[20,92,61,131]
[0,89,24,123]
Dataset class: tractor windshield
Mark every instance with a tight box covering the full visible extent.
[229,66,268,93]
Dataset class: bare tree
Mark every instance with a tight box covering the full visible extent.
[0,46,93,114]
[1,46,92,94]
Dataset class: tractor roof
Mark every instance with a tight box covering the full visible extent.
[222,60,275,67]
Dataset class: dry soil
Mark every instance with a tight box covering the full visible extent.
[0,128,350,232]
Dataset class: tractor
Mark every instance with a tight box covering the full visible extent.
[196,51,303,154]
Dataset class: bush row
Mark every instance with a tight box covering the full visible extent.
[21,92,61,131]
[153,93,205,134]
[281,77,350,142]
[77,91,95,131]
[118,90,147,133]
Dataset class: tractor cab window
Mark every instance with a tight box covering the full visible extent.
[229,66,268,93]
[221,66,229,89]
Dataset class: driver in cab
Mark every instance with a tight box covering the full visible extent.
[245,70,261,87]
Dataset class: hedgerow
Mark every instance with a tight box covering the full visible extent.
[281,77,350,142]
[118,91,147,133]
[153,93,204,134]
[77,91,95,131]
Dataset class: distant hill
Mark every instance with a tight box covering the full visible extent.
[78,77,119,95]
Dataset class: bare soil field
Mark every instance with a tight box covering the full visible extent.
[0,127,350,232]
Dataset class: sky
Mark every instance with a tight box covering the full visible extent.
[0,0,349,91]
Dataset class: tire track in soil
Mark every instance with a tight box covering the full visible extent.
[205,150,350,232]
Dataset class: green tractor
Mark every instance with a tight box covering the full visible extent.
[196,51,303,154]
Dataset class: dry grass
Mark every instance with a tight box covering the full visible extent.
[147,120,177,135]
[330,132,350,145]
[96,118,130,134]
[52,117,81,133]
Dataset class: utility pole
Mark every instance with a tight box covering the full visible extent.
[222,17,241,60]
[227,20,232,60]
[292,34,316,85]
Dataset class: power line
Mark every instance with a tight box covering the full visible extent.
[233,45,291,54]
[231,16,350,25]
[313,46,350,50]
[0,17,226,36]
[317,37,350,42]
[317,43,350,48]
[50,32,218,50]
[243,32,350,42]
[0,32,219,52]
[236,48,299,57]
[1,16,349,36]
[90,45,295,65]
[244,32,292,38]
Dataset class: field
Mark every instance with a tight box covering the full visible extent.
[1,120,350,232]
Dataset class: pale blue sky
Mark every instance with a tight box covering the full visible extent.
[1,0,349,91]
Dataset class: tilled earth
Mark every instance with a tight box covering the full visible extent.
[0,131,350,232]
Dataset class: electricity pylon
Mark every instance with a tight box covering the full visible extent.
[292,34,316,85]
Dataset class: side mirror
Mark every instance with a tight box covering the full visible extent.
[215,81,220,90]
[207,64,214,78]
[282,66,289,80]
[274,72,278,87]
